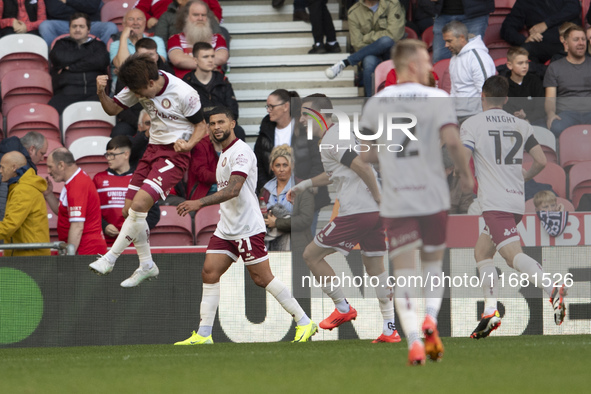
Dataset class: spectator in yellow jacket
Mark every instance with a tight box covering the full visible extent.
[0,151,50,256]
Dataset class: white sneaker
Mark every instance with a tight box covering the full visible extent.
[89,255,114,275]
[120,264,159,288]
[325,61,346,79]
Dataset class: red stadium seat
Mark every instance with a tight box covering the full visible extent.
[6,103,61,142]
[151,206,195,246]
[524,197,574,213]
[568,161,591,209]
[494,57,508,67]
[194,204,221,246]
[484,24,511,61]
[1,69,52,116]
[404,26,418,40]
[523,161,567,199]
[372,60,394,95]
[432,58,451,93]
[421,26,434,50]
[69,136,110,179]
[559,124,591,169]
[0,34,49,81]
[62,102,116,148]
[101,1,133,31]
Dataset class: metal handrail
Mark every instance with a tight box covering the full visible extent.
[0,242,75,255]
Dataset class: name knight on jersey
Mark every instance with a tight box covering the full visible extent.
[485,115,516,123]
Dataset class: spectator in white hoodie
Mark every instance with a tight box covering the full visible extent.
[443,21,496,122]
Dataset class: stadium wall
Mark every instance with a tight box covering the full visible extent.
[1,246,589,348]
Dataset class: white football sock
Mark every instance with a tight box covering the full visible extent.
[266,277,308,324]
[422,260,444,322]
[197,282,220,337]
[321,284,350,313]
[375,271,395,335]
[394,268,421,349]
[477,259,499,315]
[106,208,147,261]
[513,253,553,296]
[132,215,154,270]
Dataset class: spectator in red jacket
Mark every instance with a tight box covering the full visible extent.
[0,0,46,37]
[186,130,221,201]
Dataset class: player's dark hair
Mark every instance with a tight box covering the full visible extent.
[135,37,158,51]
[50,148,75,166]
[209,106,235,121]
[107,135,132,151]
[302,93,333,111]
[119,53,159,91]
[482,75,509,106]
[70,12,90,30]
[192,41,214,57]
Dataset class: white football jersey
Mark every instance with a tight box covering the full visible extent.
[320,124,379,216]
[114,71,202,145]
[214,138,266,240]
[360,83,457,218]
[461,108,535,214]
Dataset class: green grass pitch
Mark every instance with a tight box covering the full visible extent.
[1,335,589,393]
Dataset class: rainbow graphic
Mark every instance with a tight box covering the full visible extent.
[302,107,328,131]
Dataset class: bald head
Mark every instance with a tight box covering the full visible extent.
[0,151,28,182]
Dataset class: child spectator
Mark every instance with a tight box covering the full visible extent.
[503,47,545,126]
[533,190,568,237]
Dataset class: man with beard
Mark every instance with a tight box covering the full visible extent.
[544,25,591,137]
[175,106,317,345]
[167,0,228,79]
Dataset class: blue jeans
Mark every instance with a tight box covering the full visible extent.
[39,20,119,47]
[432,14,489,64]
[347,36,395,97]
[549,111,591,137]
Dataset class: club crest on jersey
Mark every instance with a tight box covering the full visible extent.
[222,157,227,167]
[162,99,171,109]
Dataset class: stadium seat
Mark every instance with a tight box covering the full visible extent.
[582,0,591,26]
[568,161,591,209]
[494,57,507,67]
[1,69,52,116]
[62,102,116,148]
[404,26,418,40]
[0,112,3,140]
[522,126,558,164]
[372,60,394,95]
[194,204,221,246]
[69,136,110,179]
[101,1,133,31]
[421,26,433,50]
[523,161,567,199]
[484,24,511,60]
[47,203,60,243]
[6,103,61,142]
[524,197,574,213]
[489,0,515,24]
[0,34,49,81]
[432,58,451,93]
[151,206,195,246]
[559,124,591,169]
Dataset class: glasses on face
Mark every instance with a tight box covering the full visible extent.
[104,152,126,159]
[265,102,286,110]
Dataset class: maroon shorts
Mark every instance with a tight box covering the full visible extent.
[482,211,522,250]
[207,232,268,265]
[314,212,387,256]
[382,211,448,257]
[126,143,190,202]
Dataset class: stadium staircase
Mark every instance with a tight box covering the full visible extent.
[221,0,358,146]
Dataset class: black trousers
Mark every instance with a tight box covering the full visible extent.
[306,0,337,44]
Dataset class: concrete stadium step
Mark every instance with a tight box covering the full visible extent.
[229,53,345,68]
[225,20,345,34]
[223,3,339,17]
[230,36,347,51]
[236,87,359,101]
[227,69,354,84]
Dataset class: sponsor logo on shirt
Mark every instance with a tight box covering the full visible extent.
[503,227,518,237]
[69,206,82,217]
[217,180,228,189]
[103,180,109,186]
[235,154,248,166]
[188,96,199,110]
[389,230,419,248]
